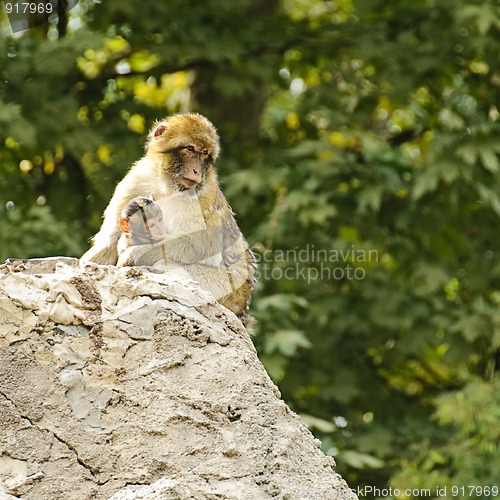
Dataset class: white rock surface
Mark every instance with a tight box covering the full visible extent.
[0,259,357,500]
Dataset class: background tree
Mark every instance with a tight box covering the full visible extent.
[1,0,499,496]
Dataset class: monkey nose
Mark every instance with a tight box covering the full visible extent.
[193,169,199,174]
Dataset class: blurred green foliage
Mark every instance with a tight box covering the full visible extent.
[1,0,500,496]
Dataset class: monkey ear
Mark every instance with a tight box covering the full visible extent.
[118,218,130,234]
[153,125,167,138]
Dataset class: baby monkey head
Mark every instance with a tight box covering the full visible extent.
[148,113,220,191]
[118,197,166,246]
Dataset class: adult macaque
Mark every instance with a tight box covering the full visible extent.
[81,113,221,265]
[82,113,256,317]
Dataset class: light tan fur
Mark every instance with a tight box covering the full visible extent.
[81,113,220,265]
[82,113,255,317]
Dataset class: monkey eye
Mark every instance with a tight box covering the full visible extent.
[185,145,195,152]
[201,149,209,156]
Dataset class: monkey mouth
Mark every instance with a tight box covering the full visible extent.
[180,178,199,190]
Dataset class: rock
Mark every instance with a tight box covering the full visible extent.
[0,258,357,500]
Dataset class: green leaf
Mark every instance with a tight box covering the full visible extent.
[340,450,384,470]
[479,149,499,173]
[300,414,336,433]
[451,313,488,343]
[412,169,439,200]
[458,5,500,35]
[264,329,311,356]
[412,263,450,295]
[256,294,309,311]
[476,185,500,217]
[357,184,384,213]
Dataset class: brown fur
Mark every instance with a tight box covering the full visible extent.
[82,113,255,317]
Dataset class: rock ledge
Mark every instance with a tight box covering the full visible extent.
[0,259,356,500]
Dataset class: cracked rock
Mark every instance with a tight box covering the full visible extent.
[0,258,357,500]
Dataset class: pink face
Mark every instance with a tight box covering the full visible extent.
[120,202,167,245]
[143,210,166,241]
[176,145,212,190]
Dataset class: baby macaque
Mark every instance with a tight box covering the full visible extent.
[116,196,169,270]
[118,197,166,247]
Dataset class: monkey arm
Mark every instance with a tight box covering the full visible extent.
[81,158,169,265]
[81,180,136,265]
[80,236,119,265]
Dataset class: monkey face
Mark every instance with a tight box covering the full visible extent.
[120,202,166,245]
[147,113,220,192]
[141,208,166,241]
[168,145,214,191]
